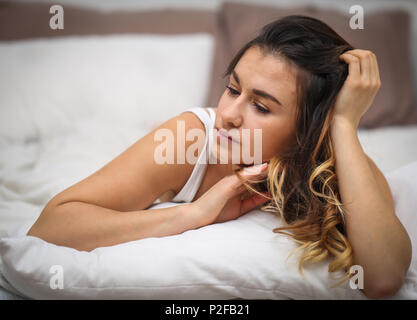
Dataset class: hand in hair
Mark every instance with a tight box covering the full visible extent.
[190,163,270,226]
[333,49,381,129]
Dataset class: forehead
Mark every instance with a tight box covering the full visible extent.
[233,46,298,107]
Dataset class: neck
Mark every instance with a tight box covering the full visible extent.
[208,162,245,181]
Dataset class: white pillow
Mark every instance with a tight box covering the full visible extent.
[0,203,362,300]
[0,33,215,143]
[0,33,215,238]
[357,126,417,174]
[1,162,417,300]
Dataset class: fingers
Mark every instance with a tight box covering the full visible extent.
[240,192,270,215]
[367,51,381,88]
[348,50,375,85]
[339,52,361,83]
[339,49,381,89]
[224,162,269,198]
[239,162,269,179]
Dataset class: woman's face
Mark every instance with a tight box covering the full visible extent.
[213,46,299,166]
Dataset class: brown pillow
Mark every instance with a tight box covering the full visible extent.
[0,2,219,38]
[206,1,417,129]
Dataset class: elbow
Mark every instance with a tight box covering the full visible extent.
[362,225,412,299]
[26,219,52,243]
[27,221,93,252]
[26,206,62,245]
[26,213,47,238]
[362,277,404,299]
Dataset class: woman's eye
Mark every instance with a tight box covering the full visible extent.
[225,85,270,114]
[225,85,239,96]
[254,104,269,114]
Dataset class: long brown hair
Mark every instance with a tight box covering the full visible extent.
[227,15,354,286]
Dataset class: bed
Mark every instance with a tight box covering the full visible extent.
[1,0,417,300]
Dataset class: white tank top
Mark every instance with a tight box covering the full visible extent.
[152,107,216,205]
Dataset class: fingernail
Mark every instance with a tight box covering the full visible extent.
[242,162,267,175]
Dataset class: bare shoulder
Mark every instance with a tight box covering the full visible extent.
[45,109,209,213]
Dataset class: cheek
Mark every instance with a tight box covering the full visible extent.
[216,91,230,109]
[256,122,296,158]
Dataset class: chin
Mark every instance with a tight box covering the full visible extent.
[211,150,252,167]
[210,139,263,167]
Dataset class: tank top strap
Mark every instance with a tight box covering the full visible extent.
[170,107,215,203]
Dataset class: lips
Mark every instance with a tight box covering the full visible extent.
[216,128,240,144]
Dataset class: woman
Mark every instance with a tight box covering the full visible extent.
[27,15,411,299]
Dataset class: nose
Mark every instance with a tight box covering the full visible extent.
[221,98,243,128]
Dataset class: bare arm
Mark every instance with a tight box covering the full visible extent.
[330,118,412,298]
[27,201,200,252]
[27,169,269,252]
[330,49,412,298]
[27,162,270,252]
[26,110,208,251]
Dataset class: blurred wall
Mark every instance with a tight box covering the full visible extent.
[11,0,417,106]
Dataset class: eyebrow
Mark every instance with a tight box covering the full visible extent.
[231,70,283,107]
